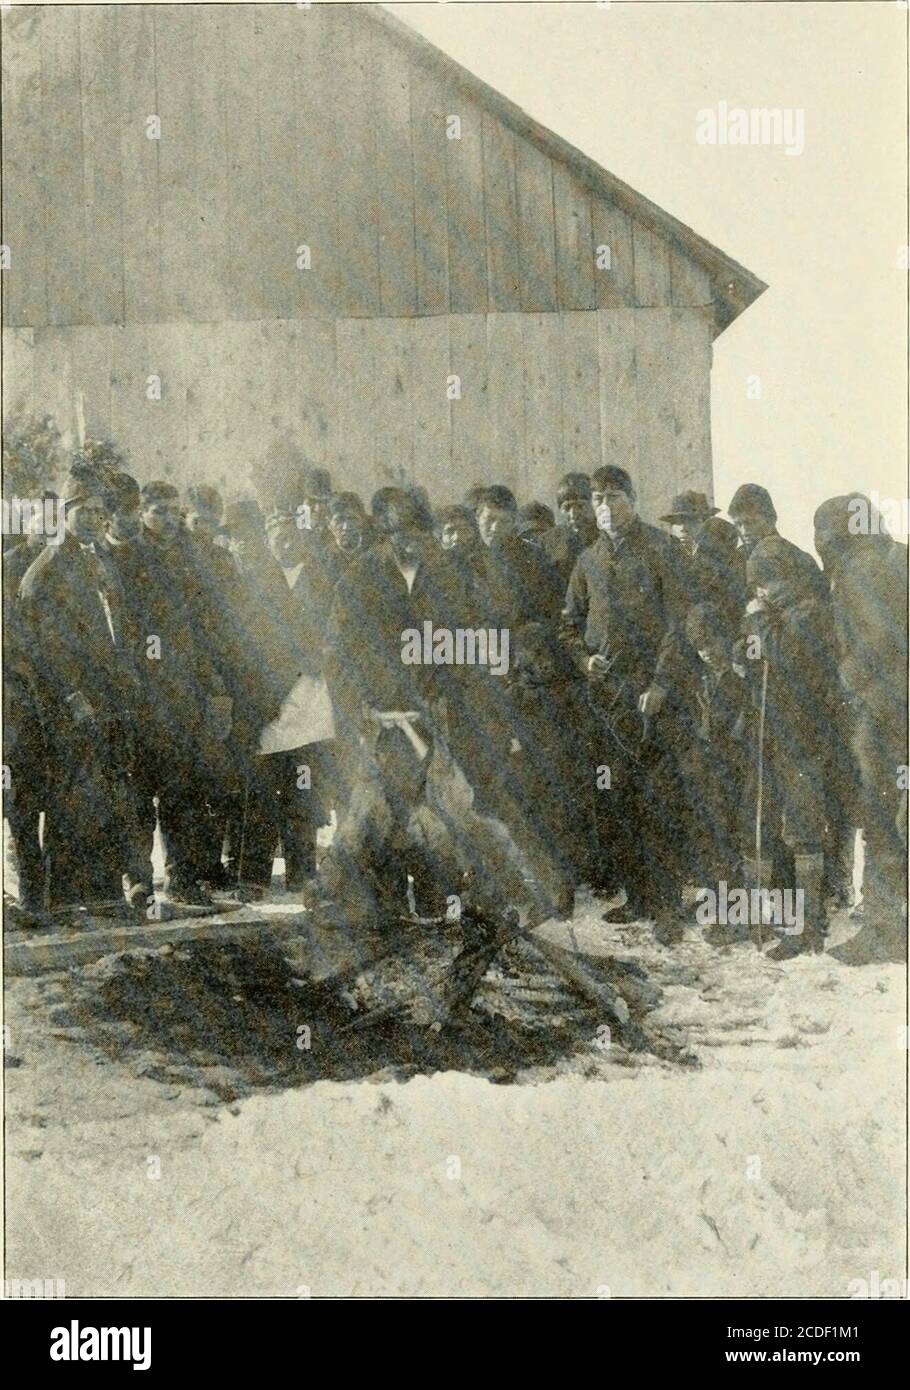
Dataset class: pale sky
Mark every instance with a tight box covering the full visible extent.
[386,0,908,554]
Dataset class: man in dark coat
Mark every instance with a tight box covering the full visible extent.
[541,472,598,585]
[18,466,143,915]
[561,465,687,928]
[814,494,908,961]
[111,480,232,905]
[741,545,841,956]
[728,483,827,602]
[2,492,60,924]
[313,488,545,926]
[475,485,564,632]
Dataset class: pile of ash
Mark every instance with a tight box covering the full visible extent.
[46,922,691,1096]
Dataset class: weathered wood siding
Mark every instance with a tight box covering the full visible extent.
[2,310,713,519]
[1,3,721,516]
[0,3,716,329]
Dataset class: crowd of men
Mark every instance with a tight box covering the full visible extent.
[2,452,907,965]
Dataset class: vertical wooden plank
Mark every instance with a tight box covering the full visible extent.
[327,7,380,318]
[1,328,36,420]
[633,221,671,307]
[65,325,114,446]
[669,309,714,495]
[521,313,563,503]
[670,247,715,308]
[552,165,595,311]
[78,8,123,326]
[515,141,557,313]
[256,5,303,322]
[633,308,676,521]
[482,115,520,312]
[154,4,198,321]
[109,324,151,475]
[292,4,340,317]
[411,316,452,492]
[592,198,635,309]
[558,311,601,480]
[448,314,490,492]
[409,63,450,317]
[41,7,84,325]
[32,329,79,451]
[219,320,264,500]
[187,7,230,323]
[371,319,414,487]
[181,321,230,492]
[445,92,487,314]
[221,7,264,322]
[485,314,526,499]
[1,8,48,328]
[596,308,639,479]
[117,6,161,326]
[142,321,188,481]
[335,319,378,496]
[288,318,338,476]
[373,35,418,318]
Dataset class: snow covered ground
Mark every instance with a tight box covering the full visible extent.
[4,896,905,1299]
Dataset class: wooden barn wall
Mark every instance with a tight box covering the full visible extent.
[0,3,715,330]
[1,309,714,521]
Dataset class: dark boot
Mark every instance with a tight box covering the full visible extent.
[768,852,826,960]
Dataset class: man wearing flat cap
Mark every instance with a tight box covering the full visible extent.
[728,482,826,603]
[561,465,687,930]
[541,472,598,584]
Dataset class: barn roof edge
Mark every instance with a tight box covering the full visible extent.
[370,4,768,334]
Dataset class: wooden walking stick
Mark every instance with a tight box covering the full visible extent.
[755,658,769,948]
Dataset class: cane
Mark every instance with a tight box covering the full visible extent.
[755,659,769,948]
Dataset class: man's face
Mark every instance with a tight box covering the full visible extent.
[109,505,141,542]
[697,639,728,672]
[267,517,305,568]
[477,504,514,547]
[671,519,700,553]
[142,496,181,540]
[329,512,363,553]
[66,495,106,545]
[559,497,594,535]
[439,521,461,551]
[734,511,773,549]
[591,486,635,534]
[185,510,217,542]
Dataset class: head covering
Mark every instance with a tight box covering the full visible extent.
[660,490,720,524]
[61,460,106,507]
[371,486,433,533]
[556,472,592,505]
[301,466,333,501]
[103,471,141,513]
[328,489,366,520]
[184,483,224,520]
[477,485,518,513]
[728,483,777,523]
[591,466,635,498]
[517,501,555,535]
[141,479,180,505]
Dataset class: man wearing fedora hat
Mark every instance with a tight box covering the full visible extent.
[659,490,720,556]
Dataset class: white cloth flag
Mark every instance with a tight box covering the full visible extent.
[258,673,336,755]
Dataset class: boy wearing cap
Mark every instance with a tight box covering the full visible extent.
[562,465,687,927]
[542,472,599,584]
